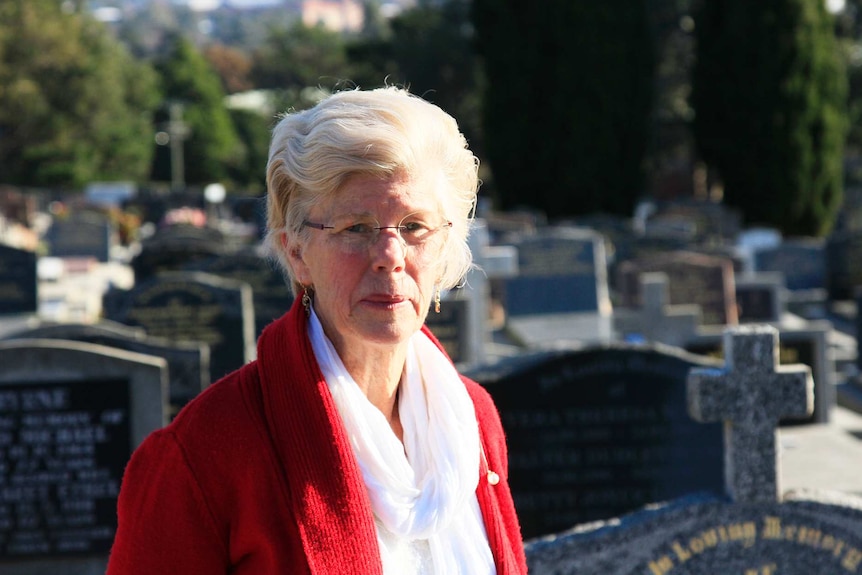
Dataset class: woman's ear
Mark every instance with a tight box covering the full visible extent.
[284,232,313,285]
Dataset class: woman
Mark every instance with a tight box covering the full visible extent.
[107,87,527,574]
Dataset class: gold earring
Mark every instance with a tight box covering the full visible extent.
[434,286,441,313]
[301,287,312,316]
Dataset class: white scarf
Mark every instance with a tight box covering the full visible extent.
[307,309,496,575]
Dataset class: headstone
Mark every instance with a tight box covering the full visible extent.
[736,227,782,273]
[184,249,293,337]
[424,298,470,366]
[753,238,826,292]
[0,245,37,315]
[524,326,834,575]
[825,230,862,300]
[467,344,725,539]
[525,492,862,574]
[103,271,255,382]
[46,212,113,263]
[617,250,738,326]
[500,226,611,317]
[130,224,225,283]
[0,339,166,575]
[684,322,832,425]
[688,325,813,503]
[636,199,742,245]
[613,272,702,347]
[0,321,210,416]
[735,273,785,324]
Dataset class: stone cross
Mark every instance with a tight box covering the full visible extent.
[614,272,701,347]
[687,324,813,503]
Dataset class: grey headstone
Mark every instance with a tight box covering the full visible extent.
[1,321,210,415]
[685,322,833,424]
[613,272,702,347]
[753,238,826,292]
[0,339,166,575]
[500,226,611,317]
[687,325,813,503]
[46,212,113,263]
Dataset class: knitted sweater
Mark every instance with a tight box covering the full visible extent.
[106,298,527,574]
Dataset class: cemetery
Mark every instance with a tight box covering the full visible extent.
[3,187,862,573]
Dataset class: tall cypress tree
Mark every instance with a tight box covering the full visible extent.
[471,1,654,217]
[691,0,847,236]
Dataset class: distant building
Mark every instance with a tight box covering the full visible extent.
[301,0,363,32]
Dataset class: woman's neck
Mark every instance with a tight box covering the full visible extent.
[339,344,407,441]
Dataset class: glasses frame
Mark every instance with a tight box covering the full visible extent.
[301,212,453,252]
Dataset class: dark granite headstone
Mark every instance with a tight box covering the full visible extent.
[526,326,828,575]
[0,245,37,315]
[184,250,293,337]
[46,212,113,263]
[735,273,785,324]
[0,339,165,575]
[617,250,738,326]
[103,271,255,382]
[466,345,725,539]
[131,224,225,283]
[424,298,470,365]
[526,493,862,574]
[826,230,862,300]
[1,321,209,415]
[501,227,610,317]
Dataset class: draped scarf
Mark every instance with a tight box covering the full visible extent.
[307,309,496,575]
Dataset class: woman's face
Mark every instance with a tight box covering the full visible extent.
[287,171,448,357]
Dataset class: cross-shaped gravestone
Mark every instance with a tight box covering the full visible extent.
[687,324,813,503]
[614,272,701,347]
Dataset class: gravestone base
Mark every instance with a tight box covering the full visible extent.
[526,491,862,575]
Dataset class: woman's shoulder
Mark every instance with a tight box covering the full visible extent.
[160,361,268,456]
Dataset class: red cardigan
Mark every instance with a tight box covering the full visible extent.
[107,298,527,574]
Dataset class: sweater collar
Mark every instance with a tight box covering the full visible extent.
[256,298,383,574]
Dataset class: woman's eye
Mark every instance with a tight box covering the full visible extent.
[401,222,428,234]
[344,222,375,234]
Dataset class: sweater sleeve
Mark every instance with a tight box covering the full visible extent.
[106,429,228,574]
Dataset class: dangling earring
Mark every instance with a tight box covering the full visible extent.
[434,286,441,313]
[301,286,312,316]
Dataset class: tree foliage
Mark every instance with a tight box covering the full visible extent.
[691,0,847,236]
[0,0,159,188]
[347,0,484,158]
[152,35,241,186]
[471,1,654,216]
[251,21,352,111]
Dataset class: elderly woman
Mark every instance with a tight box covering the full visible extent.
[107,87,527,575]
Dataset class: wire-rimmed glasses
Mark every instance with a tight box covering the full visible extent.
[302,211,453,258]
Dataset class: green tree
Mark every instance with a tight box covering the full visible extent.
[0,0,159,187]
[251,21,352,111]
[153,35,241,186]
[691,0,848,236]
[472,1,655,216]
